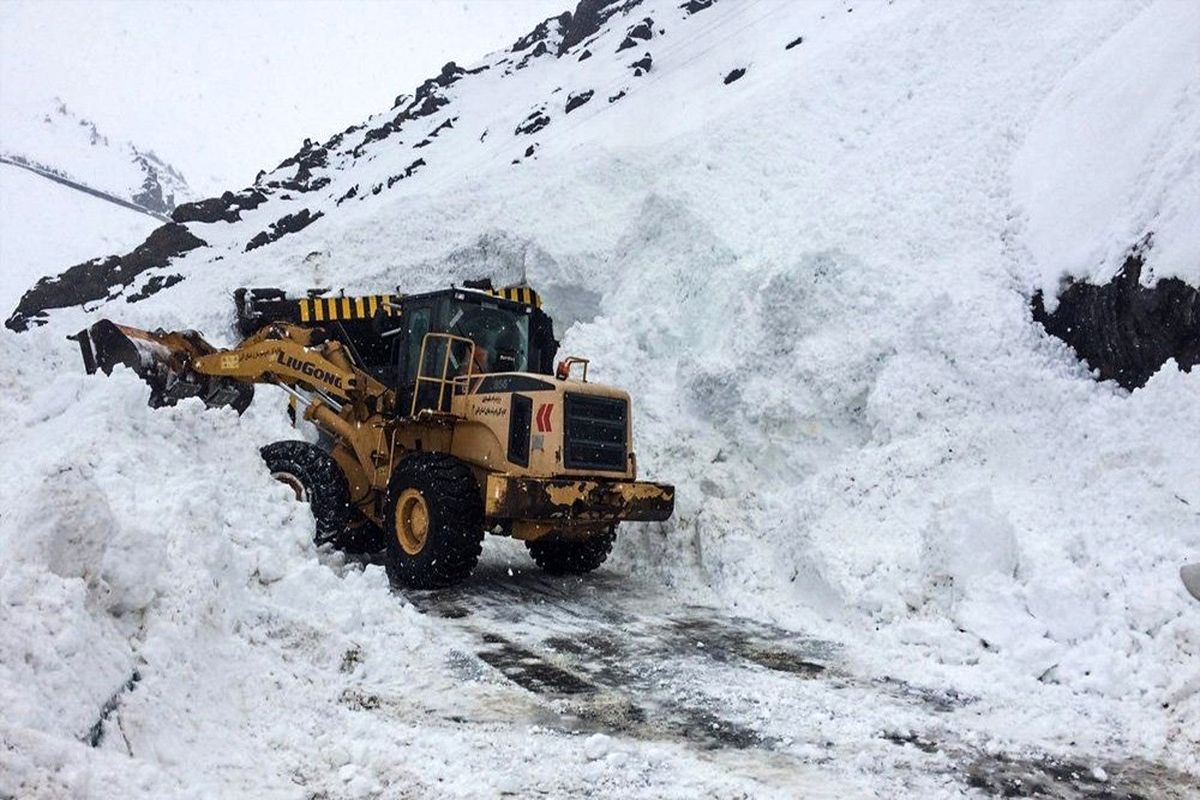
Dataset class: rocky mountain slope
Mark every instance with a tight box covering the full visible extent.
[1,0,1198,796]
[0,99,194,311]
[1,99,191,218]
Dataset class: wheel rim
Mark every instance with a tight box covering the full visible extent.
[394,488,430,556]
[271,471,309,502]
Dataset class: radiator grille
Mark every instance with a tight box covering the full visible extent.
[563,393,628,472]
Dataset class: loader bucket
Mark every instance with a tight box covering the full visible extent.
[70,320,254,413]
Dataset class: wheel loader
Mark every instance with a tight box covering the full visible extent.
[70,283,674,588]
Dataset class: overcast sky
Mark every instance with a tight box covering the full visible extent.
[0,0,566,196]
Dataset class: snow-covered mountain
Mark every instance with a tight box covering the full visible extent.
[0,99,194,312]
[0,161,159,314]
[1,1,1198,797]
[1,98,192,216]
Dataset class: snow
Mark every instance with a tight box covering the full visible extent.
[0,1,568,195]
[2,0,1199,796]
[1012,0,1200,298]
[0,98,191,212]
[0,163,158,311]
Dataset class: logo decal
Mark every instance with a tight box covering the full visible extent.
[535,403,554,433]
[274,351,344,390]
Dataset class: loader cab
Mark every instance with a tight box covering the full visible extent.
[393,288,557,415]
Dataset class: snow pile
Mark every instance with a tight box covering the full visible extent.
[2,0,1199,792]
[0,337,781,798]
[1012,0,1200,296]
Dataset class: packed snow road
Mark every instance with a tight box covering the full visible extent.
[384,546,1197,799]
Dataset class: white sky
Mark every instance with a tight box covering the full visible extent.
[0,0,566,196]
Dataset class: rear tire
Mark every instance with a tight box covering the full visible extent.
[526,525,617,575]
[384,453,484,589]
[260,440,382,553]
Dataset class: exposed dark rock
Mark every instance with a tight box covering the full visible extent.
[579,49,593,61]
[263,138,332,193]
[414,117,456,148]
[322,127,351,152]
[524,144,537,158]
[127,273,184,303]
[172,188,267,224]
[724,67,746,84]
[786,35,804,50]
[357,62,467,158]
[130,159,175,215]
[515,109,552,136]
[506,0,648,60]
[630,52,653,76]
[559,0,636,55]
[566,90,595,114]
[1032,246,1199,390]
[336,185,359,205]
[681,0,717,14]
[172,196,237,225]
[399,89,450,124]
[6,224,207,331]
[244,209,323,252]
[3,148,184,219]
[402,61,467,107]
[609,90,627,103]
[617,17,654,52]
[356,124,401,156]
[386,158,426,189]
[511,12,571,52]
[516,41,551,70]
[235,189,268,211]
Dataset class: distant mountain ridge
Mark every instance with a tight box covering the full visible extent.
[0,99,192,218]
[4,0,1197,394]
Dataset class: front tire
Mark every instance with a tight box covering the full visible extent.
[526,524,617,575]
[384,453,484,589]
[260,440,382,553]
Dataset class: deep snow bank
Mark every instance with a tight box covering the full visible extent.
[0,332,780,799]
[1012,0,1200,292]
[3,0,1199,789]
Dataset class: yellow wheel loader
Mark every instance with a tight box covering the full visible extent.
[71,284,674,588]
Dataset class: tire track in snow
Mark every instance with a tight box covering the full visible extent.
[387,561,1199,798]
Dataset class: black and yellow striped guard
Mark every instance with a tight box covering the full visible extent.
[296,294,400,323]
[483,286,541,308]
